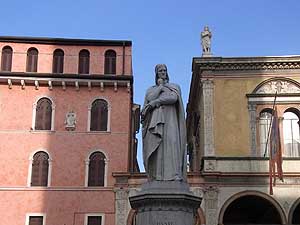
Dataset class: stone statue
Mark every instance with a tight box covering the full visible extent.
[201,26,212,55]
[141,64,187,181]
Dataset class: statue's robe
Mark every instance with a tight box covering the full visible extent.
[142,83,187,181]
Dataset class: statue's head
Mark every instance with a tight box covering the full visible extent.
[155,64,169,85]
[204,26,209,31]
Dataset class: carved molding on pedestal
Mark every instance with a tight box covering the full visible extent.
[202,79,215,156]
[115,188,130,225]
[204,186,219,225]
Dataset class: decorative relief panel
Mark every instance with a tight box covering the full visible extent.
[202,79,215,156]
[204,186,219,225]
[248,104,257,156]
[115,188,130,225]
[256,80,300,94]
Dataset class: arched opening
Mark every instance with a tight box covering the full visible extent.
[259,108,274,156]
[78,49,90,74]
[35,97,53,130]
[31,151,49,186]
[90,99,108,131]
[222,194,283,225]
[26,47,38,72]
[1,46,13,71]
[88,151,106,187]
[289,198,300,224]
[52,49,64,73]
[104,50,116,74]
[283,108,300,157]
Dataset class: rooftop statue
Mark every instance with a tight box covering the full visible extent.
[141,64,187,181]
[201,26,212,56]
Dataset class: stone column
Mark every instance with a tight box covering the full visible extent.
[204,186,219,225]
[202,79,215,156]
[115,188,130,225]
[248,103,257,156]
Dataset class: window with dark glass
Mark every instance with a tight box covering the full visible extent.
[90,99,108,131]
[26,48,38,72]
[1,46,13,71]
[35,98,52,130]
[87,216,102,225]
[104,50,116,74]
[29,216,43,225]
[78,49,90,74]
[88,152,106,186]
[52,49,64,73]
[31,151,49,186]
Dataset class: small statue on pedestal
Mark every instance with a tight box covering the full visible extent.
[201,26,212,57]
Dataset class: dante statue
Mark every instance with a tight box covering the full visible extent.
[201,26,212,54]
[141,64,187,181]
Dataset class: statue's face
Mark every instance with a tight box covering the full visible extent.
[157,67,167,81]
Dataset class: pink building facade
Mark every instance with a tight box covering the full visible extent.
[0,37,138,225]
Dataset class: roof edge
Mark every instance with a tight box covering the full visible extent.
[0,36,132,46]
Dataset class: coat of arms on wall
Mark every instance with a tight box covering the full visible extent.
[65,111,76,131]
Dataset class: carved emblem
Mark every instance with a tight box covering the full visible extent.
[65,111,76,131]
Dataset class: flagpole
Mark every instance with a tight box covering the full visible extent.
[263,91,278,157]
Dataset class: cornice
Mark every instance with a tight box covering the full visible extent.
[0,36,132,46]
[0,72,133,91]
[193,56,300,72]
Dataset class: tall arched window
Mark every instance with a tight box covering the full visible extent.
[26,48,38,72]
[52,49,64,73]
[1,46,13,71]
[259,109,273,156]
[78,49,90,74]
[104,50,116,74]
[31,151,49,186]
[88,152,106,186]
[90,99,108,131]
[35,98,52,130]
[283,109,300,157]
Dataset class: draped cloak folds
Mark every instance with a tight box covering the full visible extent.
[142,83,187,181]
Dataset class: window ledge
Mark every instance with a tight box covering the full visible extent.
[30,130,55,134]
[87,131,111,134]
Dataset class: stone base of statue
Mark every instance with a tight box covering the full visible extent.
[202,52,212,57]
[129,180,201,225]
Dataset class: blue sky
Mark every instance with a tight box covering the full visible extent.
[2,0,300,170]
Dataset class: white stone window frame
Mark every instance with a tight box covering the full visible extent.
[31,96,56,131]
[87,97,111,132]
[27,149,53,187]
[84,149,108,187]
[248,96,300,156]
[84,213,105,225]
[25,213,46,225]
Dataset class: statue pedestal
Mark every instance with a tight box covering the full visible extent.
[129,181,202,225]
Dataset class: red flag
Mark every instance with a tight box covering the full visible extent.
[269,107,284,195]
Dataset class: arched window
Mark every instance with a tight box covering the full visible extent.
[88,152,106,186]
[283,109,300,157]
[90,99,108,131]
[104,50,116,74]
[259,108,273,156]
[31,151,49,186]
[35,98,52,130]
[52,49,64,73]
[1,46,13,71]
[26,48,38,72]
[78,49,90,74]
